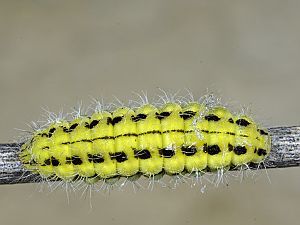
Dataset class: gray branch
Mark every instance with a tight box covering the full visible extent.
[0,126,299,185]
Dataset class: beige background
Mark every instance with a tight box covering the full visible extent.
[0,1,299,225]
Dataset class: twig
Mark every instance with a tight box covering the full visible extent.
[0,126,299,185]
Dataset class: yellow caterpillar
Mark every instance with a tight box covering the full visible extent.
[19,99,271,185]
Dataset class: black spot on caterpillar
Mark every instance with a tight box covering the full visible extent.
[155,111,171,120]
[132,114,147,122]
[181,146,197,156]
[233,146,247,155]
[204,114,221,122]
[134,149,151,159]
[203,144,221,155]
[236,119,251,127]
[88,154,105,164]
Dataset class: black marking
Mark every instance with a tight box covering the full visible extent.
[106,117,113,125]
[203,144,221,155]
[236,119,251,127]
[88,154,104,163]
[63,123,79,133]
[51,156,60,166]
[116,133,138,138]
[49,128,56,133]
[80,139,93,143]
[204,114,221,121]
[110,152,128,163]
[209,131,221,134]
[44,158,51,166]
[65,157,72,164]
[228,144,234,152]
[40,133,49,137]
[228,118,234,123]
[185,130,194,133]
[156,112,171,120]
[257,148,267,156]
[179,111,196,120]
[93,136,115,141]
[134,149,151,159]
[162,129,185,134]
[132,114,147,122]
[42,146,50,150]
[159,148,175,158]
[258,129,269,135]
[139,130,161,135]
[112,116,123,125]
[85,120,99,129]
[62,127,69,132]
[240,134,249,138]
[226,132,235,136]
[48,128,56,137]
[72,156,83,165]
[114,133,138,139]
[181,146,197,156]
[234,146,247,155]
[69,123,79,131]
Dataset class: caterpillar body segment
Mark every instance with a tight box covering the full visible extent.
[135,104,163,176]
[20,102,271,184]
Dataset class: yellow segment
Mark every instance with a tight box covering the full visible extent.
[69,118,95,177]
[32,125,56,177]
[90,111,116,178]
[203,107,234,170]
[253,127,271,163]
[232,116,256,166]
[113,107,139,176]
[50,122,75,180]
[135,104,163,175]
[182,103,207,172]
[160,103,185,174]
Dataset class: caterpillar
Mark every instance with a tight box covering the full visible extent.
[19,93,271,187]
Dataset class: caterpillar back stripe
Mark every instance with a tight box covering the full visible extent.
[19,95,271,186]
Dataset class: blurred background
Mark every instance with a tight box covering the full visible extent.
[0,1,299,224]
